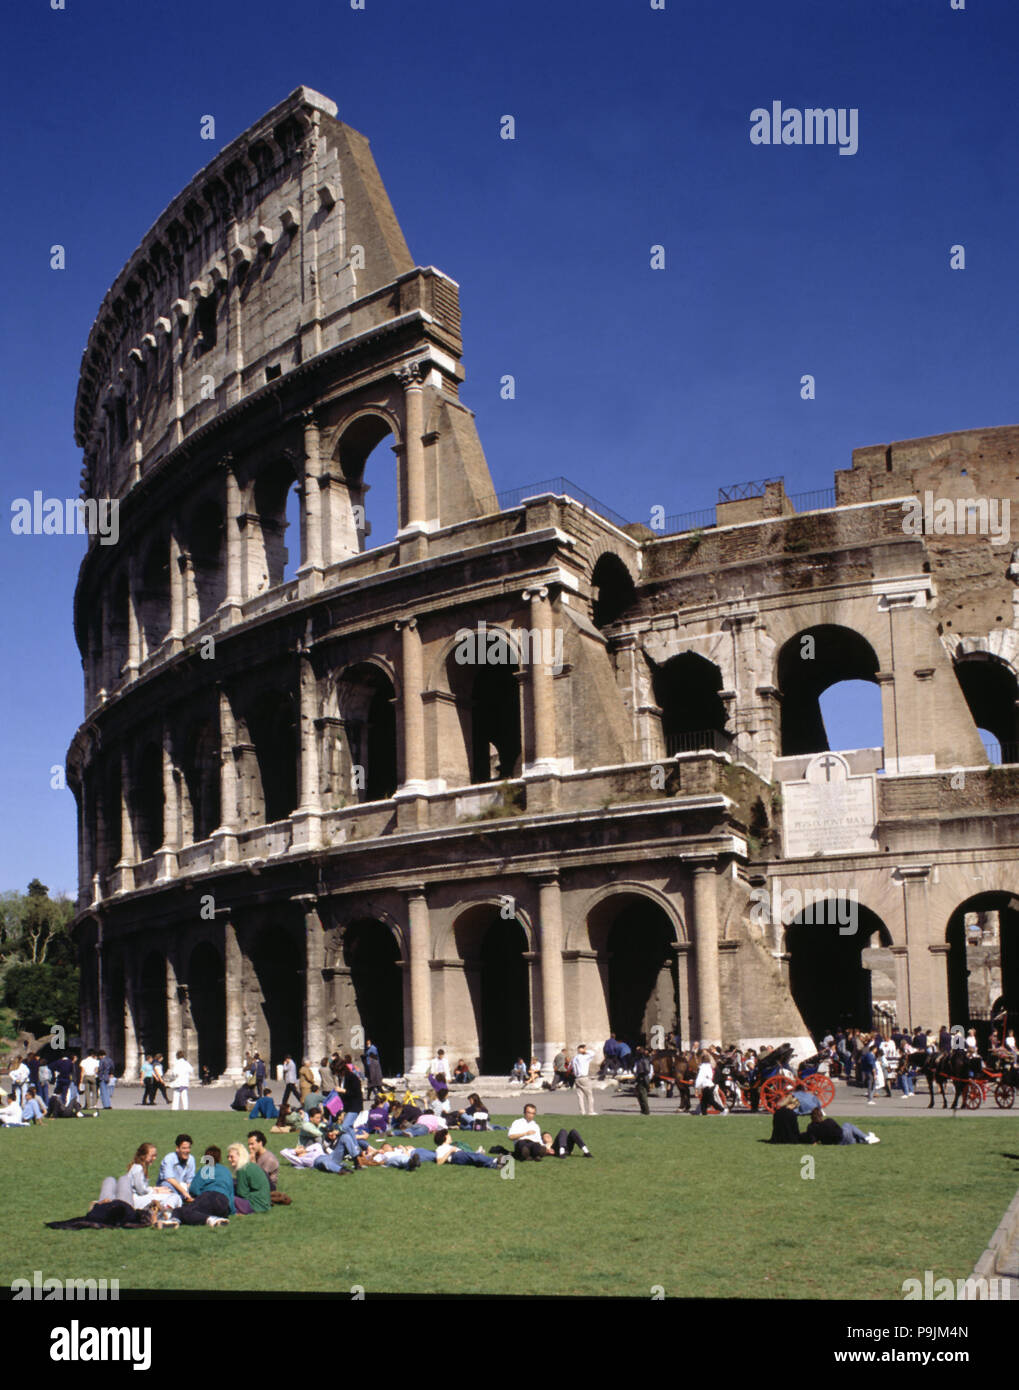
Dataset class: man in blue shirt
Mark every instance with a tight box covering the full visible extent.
[791,1085,822,1117]
[159,1134,196,1201]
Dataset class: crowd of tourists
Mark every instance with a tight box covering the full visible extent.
[1,1047,117,1125]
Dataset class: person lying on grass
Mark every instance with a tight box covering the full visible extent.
[805,1109,880,1146]
[433,1127,508,1168]
[540,1128,592,1157]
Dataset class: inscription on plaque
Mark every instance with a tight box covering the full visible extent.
[782,752,877,857]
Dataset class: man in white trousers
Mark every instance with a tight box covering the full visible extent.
[168,1051,194,1110]
[571,1043,595,1115]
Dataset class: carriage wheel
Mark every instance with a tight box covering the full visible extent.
[760,1076,793,1113]
[963,1081,983,1111]
[994,1082,1016,1110]
[807,1075,835,1108]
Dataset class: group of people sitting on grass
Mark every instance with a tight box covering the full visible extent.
[279,1097,591,1174]
[46,1130,290,1230]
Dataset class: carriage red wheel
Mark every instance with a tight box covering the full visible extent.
[760,1076,793,1113]
[964,1081,983,1111]
[994,1082,1015,1109]
[806,1075,835,1108]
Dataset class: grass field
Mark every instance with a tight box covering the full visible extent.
[2,1112,1016,1298]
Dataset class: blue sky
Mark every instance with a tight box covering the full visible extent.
[1,0,1017,894]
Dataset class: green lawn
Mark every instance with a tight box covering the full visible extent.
[2,1112,1016,1298]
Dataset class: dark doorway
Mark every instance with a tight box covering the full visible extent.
[471,663,522,782]
[478,918,530,1073]
[786,903,891,1040]
[651,651,728,755]
[343,920,403,1074]
[188,942,226,1078]
[251,928,303,1069]
[248,690,298,823]
[106,957,126,1073]
[138,953,167,1058]
[945,892,1019,1030]
[605,904,678,1049]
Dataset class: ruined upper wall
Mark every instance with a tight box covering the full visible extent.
[74,87,440,502]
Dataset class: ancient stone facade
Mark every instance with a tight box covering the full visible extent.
[67,89,1019,1079]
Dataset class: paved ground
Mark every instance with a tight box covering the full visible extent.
[93,1078,1019,1119]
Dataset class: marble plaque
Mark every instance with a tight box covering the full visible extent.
[782,752,877,857]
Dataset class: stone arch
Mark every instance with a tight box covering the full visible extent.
[944,890,1019,1036]
[953,652,1019,762]
[331,661,398,802]
[590,551,638,629]
[251,455,301,588]
[776,624,881,757]
[186,939,226,1077]
[110,572,131,680]
[342,918,405,1074]
[584,889,684,1048]
[444,626,524,784]
[250,925,303,1069]
[179,715,220,843]
[134,740,164,859]
[187,496,226,620]
[649,650,729,754]
[329,407,403,555]
[452,901,532,1073]
[784,899,894,1041]
[245,687,298,823]
[138,535,170,655]
[138,951,167,1058]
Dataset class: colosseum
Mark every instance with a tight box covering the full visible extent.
[67,87,1019,1081]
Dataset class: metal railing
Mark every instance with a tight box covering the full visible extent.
[664,728,759,773]
[495,477,630,531]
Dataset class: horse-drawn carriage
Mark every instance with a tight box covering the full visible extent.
[649,1042,835,1113]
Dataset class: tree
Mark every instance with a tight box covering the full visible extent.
[0,881,78,1033]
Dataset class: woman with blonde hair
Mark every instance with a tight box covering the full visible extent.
[227,1141,271,1213]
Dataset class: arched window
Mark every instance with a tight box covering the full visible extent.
[253,458,300,587]
[446,633,523,785]
[188,499,225,620]
[247,690,297,823]
[777,625,881,757]
[180,718,220,843]
[139,539,170,656]
[335,414,399,556]
[134,741,164,859]
[335,663,398,802]
[651,651,728,755]
[591,553,636,629]
[954,655,1019,764]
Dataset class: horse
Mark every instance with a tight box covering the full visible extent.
[651,1049,697,1109]
[918,1048,982,1109]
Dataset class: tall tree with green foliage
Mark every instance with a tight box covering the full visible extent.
[1,880,78,1034]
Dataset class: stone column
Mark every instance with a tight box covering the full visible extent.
[293,646,323,849]
[116,747,136,892]
[396,363,426,531]
[123,962,141,1082]
[691,860,722,1046]
[535,871,567,1067]
[168,528,185,649]
[212,686,239,863]
[299,897,327,1063]
[396,617,428,829]
[155,721,179,880]
[125,552,141,678]
[675,942,694,1050]
[299,412,324,582]
[166,952,183,1063]
[406,886,433,1074]
[896,864,947,1028]
[224,919,244,1081]
[222,459,244,617]
[523,586,558,775]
